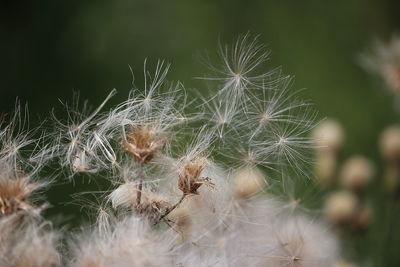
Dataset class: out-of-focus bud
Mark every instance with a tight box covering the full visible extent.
[380,125,400,162]
[324,190,358,224]
[233,166,265,199]
[314,153,337,186]
[312,119,344,186]
[361,36,400,96]
[312,119,344,154]
[339,156,374,191]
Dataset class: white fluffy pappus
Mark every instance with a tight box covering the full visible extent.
[258,215,339,267]
[0,215,60,267]
[69,216,173,267]
[199,33,280,97]
[51,90,117,176]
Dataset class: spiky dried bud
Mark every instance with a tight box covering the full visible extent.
[339,155,374,191]
[233,166,265,198]
[178,157,213,195]
[123,125,164,164]
[0,175,39,217]
[324,190,358,224]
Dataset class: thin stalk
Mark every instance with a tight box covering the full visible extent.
[136,166,145,205]
[155,194,186,225]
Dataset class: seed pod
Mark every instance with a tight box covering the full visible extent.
[123,125,164,164]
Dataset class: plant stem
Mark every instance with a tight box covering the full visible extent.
[155,194,186,225]
[136,179,143,205]
[136,166,145,205]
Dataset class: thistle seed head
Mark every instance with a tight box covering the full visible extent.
[0,175,39,217]
[178,157,213,195]
[123,125,164,164]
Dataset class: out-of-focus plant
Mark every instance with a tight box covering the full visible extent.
[308,35,400,267]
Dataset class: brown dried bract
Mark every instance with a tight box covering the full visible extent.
[122,125,164,164]
[0,175,38,216]
[178,157,214,195]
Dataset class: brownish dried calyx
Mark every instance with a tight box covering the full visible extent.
[154,157,214,226]
[0,175,38,216]
[122,125,164,164]
[178,157,213,196]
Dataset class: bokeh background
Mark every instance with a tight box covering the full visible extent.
[1,0,400,266]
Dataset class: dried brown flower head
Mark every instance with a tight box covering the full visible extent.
[178,157,213,195]
[123,125,164,164]
[135,190,171,223]
[0,175,39,216]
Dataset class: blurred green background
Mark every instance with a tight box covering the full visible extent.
[2,0,400,153]
[1,0,400,266]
